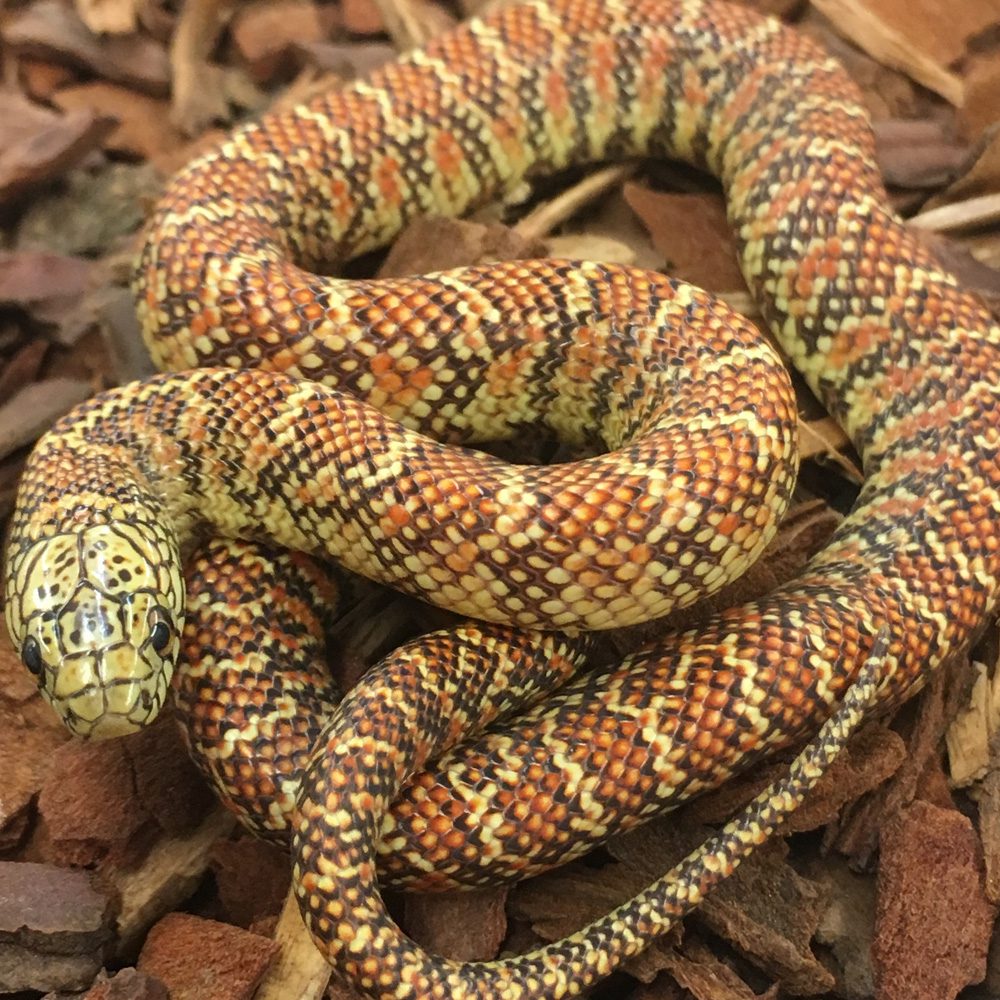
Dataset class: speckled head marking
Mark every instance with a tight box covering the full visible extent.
[4,443,185,738]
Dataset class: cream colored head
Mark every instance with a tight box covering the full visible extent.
[4,522,184,739]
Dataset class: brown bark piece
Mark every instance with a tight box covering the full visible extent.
[810,856,876,1000]
[927,128,1000,212]
[403,886,508,962]
[0,94,114,207]
[126,717,217,836]
[661,937,772,1000]
[294,38,396,77]
[0,861,112,993]
[613,828,833,994]
[210,838,291,928]
[799,9,926,121]
[685,725,905,836]
[37,739,152,868]
[0,703,67,853]
[623,184,746,292]
[4,0,170,96]
[785,725,906,832]
[137,912,279,1000]
[231,0,341,81]
[53,83,183,161]
[83,967,170,1000]
[873,800,997,1000]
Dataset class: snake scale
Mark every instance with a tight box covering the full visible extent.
[5,0,1000,995]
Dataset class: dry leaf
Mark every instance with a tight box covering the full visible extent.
[231,0,341,82]
[53,82,183,160]
[0,251,96,342]
[962,52,1000,140]
[0,95,114,206]
[811,0,998,105]
[4,0,170,96]
[623,183,745,292]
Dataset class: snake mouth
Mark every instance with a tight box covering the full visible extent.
[58,699,150,740]
[43,646,170,740]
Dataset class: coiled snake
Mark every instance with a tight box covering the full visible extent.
[5,0,1000,996]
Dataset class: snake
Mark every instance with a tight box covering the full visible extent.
[4,0,1000,994]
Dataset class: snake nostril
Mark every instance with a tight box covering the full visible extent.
[21,636,43,677]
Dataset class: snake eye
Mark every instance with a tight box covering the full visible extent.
[21,636,43,677]
[150,619,172,653]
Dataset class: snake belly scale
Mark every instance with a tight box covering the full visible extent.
[4,0,1000,996]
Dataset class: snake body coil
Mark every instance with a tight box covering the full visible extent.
[5,0,1000,996]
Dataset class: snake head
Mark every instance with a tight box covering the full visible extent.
[4,522,184,739]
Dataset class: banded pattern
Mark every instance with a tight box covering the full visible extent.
[3,0,1000,996]
[7,267,795,736]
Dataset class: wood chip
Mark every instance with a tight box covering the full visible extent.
[961,52,1000,140]
[810,856,877,998]
[378,216,544,276]
[137,912,278,1000]
[231,0,341,82]
[0,862,112,993]
[0,251,94,337]
[18,57,78,100]
[210,838,291,928]
[911,191,1000,232]
[341,0,386,35]
[946,659,1000,788]
[874,800,997,1000]
[113,809,236,957]
[82,967,170,1000]
[874,119,968,189]
[514,163,639,243]
[252,892,330,1000]
[799,416,863,483]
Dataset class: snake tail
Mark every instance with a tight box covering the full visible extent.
[292,628,885,999]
